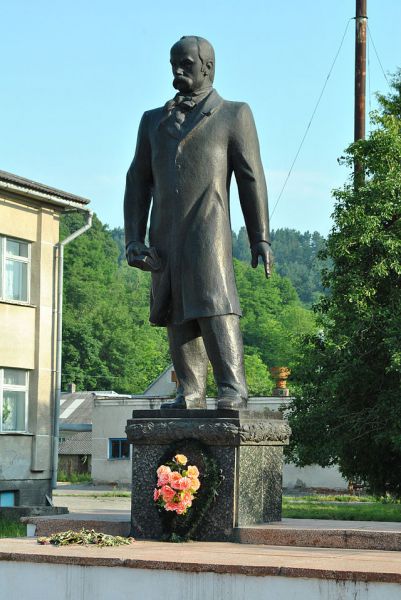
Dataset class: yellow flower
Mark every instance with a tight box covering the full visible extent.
[190,477,200,491]
[174,454,187,465]
[187,465,199,478]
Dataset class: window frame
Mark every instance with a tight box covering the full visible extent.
[0,368,29,433]
[108,438,130,460]
[0,235,31,304]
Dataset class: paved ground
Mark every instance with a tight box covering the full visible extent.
[53,484,130,515]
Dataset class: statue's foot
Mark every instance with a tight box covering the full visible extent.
[160,397,187,409]
[160,397,207,409]
[217,396,246,410]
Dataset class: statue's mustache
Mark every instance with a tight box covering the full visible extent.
[173,75,192,90]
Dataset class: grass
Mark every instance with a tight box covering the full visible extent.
[0,518,26,538]
[286,494,377,503]
[282,496,401,521]
[57,470,92,483]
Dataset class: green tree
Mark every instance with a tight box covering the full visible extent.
[232,226,252,262]
[270,228,327,305]
[110,226,126,264]
[287,75,401,495]
[234,259,315,370]
[232,226,327,305]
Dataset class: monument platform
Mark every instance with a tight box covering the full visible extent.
[1,537,401,599]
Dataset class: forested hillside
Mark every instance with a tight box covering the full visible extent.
[232,227,327,305]
[62,215,315,395]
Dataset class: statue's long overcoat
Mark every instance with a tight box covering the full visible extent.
[124,90,269,326]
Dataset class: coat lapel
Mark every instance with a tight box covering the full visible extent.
[179,89,223,143]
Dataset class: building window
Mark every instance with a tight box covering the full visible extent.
[0,236,31,302]
[0,368,29,432]
[109,438,130,460]
[0,491,16,507]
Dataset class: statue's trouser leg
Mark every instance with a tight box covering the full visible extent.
[167,320,208,407]
[198,314,248,404]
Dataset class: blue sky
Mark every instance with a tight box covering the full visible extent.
[1,1,401,236]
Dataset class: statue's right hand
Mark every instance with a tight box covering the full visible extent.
[126,241,151,266]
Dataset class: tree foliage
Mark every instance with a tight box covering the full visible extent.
[287,75,401,495]
[270,229,327,305]
[232,226,327,305]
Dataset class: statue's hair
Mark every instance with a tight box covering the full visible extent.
[173,36,215,83]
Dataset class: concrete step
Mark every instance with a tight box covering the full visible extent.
[21,514,130,538]
[235,518,401,551]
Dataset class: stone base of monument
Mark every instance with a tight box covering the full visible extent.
[126,409,291,542]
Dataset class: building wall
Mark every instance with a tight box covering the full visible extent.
[92,402,135,484]
[91,396,347,489]
[0,192,60,504]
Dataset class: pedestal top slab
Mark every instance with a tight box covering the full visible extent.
[130,409,283,420]
[126,409,291,447]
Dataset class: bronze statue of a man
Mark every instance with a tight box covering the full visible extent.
[124,36,270,410]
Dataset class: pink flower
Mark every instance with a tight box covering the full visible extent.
[187,465,199,478]
[153,488,161,501]
[157,465,171,485]
[169,471,182,490]
[181,490,193,507]
[175,476,193,491]
[175,501,188,515]
[165,501,179,512]
[160,485,176,502]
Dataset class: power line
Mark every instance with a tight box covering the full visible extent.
[367,25,390,88]
[270,18,353,221]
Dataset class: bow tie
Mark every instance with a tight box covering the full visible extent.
[164,94,197,113]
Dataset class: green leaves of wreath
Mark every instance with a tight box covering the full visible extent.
[156,439,222,542]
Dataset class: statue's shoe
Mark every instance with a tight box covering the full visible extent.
[217,396,246,410]
[160,397,207,409]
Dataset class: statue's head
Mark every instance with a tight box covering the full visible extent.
[170,36,215,94]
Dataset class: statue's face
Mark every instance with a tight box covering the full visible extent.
[170,40,209,94]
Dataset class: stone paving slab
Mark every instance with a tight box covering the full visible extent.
[266,518,401,531]
[236,519,401,551]
[1,538,401,584]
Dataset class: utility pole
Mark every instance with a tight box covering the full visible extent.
[354,0,367,182]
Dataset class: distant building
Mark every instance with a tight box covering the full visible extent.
[0,170,90,507]
[142,364,177,397]
[58,390,94,476]
[58,389,118,477]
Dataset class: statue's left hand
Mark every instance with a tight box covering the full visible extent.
[251,241,271,279]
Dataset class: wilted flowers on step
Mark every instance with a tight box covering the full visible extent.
[154,454,200,515]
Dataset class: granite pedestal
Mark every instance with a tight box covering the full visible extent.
[126,409,291,541]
